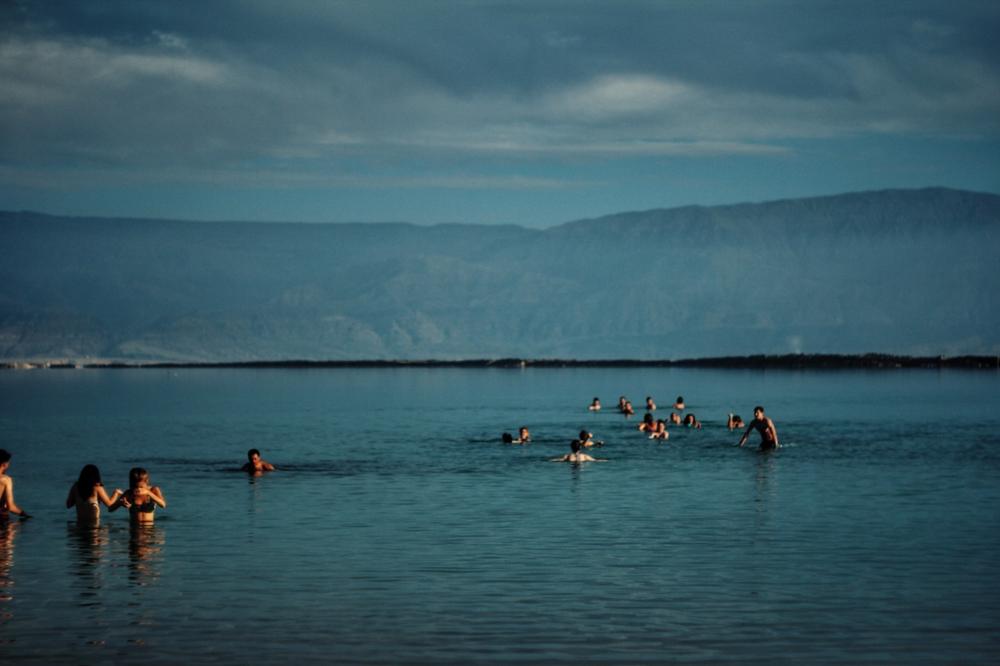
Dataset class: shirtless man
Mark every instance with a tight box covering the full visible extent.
[551,440,602,463]
[0,450,30,520]
[242,448,276,473]
[738,406,779,450]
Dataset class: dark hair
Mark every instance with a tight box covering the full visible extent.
[676,396,684,403]
[77,464,102,499]
[754,405,765,414]
[129,467,148,490]
[579,429,590,439]
[570,439,582,453]
[247,448,261,461]
[501,432,513,444]
[0,449,10,464]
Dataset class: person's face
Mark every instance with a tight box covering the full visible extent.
[754,409,764,419]
[250,453,261,465]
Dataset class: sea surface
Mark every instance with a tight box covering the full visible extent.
[0,367,998,664]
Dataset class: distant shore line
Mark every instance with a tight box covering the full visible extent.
[3,354,998,370]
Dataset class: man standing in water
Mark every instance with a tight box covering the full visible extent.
[242,448,276,473]
[0,449,30,519]
[738,406,779,450]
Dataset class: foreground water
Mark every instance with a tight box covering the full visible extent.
[0,367,998,664]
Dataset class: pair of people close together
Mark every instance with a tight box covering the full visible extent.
[66,466,166,524]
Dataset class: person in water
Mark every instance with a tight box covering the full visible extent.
[649,419,669,440]
[551,439,602,463]
[638,412,655,432]
[683,413,702,429]
[645,396,656,411]
[727,413,745,430]
[242,448,276,473]
[673,396,685,410]
[578,429,604,447]
[617,396,628,412]
[115,467,166,523]
[622,401,635,417]
[65,464,126,523]
[738,406,779,450]
[588,397,601,411]
[669,412,682,425]
[0,450,30,520]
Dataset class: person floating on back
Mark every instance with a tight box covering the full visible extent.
[0,449,30,520]
[242,448,276,473]
[738,406,779,451]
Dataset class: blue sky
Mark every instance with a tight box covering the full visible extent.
[2,0,998,226]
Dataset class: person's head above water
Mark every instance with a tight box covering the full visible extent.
[0,449,10,466]
[754,405,765,418]
[76,464,102,497]
[247,448,261,462]
[129,467,149,490]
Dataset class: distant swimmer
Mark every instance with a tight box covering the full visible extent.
[502,427,531,445]
[738,406,779,451]
[588,397,601,411]
[617,396,628,412]
[578,429,604,447]
[650,419,669,440]
[242,448,276,473]
[728,413,745,431]
[638,412,655,432]
[0,449,30,520]
[116,467,166,524]
[673,396,685,410]
[683,413,702,429]
[669,412,682,425]
[622,401,635,417]
[551,440,604,463]
[65,464,125,524]
[645,396,657,411]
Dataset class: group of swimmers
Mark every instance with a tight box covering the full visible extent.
[507,397,780,462]
[0,447,278,524]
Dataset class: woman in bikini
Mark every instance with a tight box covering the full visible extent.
[65,464,125,524]
[117,467,166,523]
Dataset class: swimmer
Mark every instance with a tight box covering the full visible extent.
[578,430,604,447]
[649,419,669,440]
[516,427,531,444]
[617,396,628,412]
[669,412,682,425]
[242,448,276,473]
[738,406,779,450]
[65,464,126,524]
[673,396,685,410]
[645,396,656,411]
[0,450,30,520]
[728,413,745,430]
[551,439,603,463]
[638,412,655,432]
[683,413,702,429]
[114,467,166,524]
[622,401,635,417]
[588,397,601,411]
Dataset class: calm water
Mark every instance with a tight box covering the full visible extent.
[0,367,998,664]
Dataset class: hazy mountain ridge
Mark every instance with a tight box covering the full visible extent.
[2,187,998,361]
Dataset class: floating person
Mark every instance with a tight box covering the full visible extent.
[673,396,685,410]
[501,427,531,445]
[551,439,604,463]
[65,464,126,524]
[638,412,655,432]
[649,419,669,440]
[669,412,682,425]
[683,413,702,429]
[578,429,604,447]
[645,396,657,411]
[242,448,276,473]
[114,467,167,524]
[728,413,745,430]
[0,449,30,520]
[738,406,780,451]
[588,397,601,411]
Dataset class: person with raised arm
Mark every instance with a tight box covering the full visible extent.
[66,464,126,524]
[738,406,779,450]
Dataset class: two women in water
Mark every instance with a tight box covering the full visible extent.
[66,465,166,523]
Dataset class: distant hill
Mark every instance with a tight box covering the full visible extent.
[2,187,998,362]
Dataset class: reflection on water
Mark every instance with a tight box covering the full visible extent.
[128,522,164,587]
[67,522,109,607]
[0,520,18,633]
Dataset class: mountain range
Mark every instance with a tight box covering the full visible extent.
[2,187,998,362]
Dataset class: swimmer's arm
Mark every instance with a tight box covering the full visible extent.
[96,485,123,508]
[147,486,167,508]
[738,424,752,447]
[109,491,130,512]
[768,419,779,447]
[261,461,276,471]
[1,478,29,518]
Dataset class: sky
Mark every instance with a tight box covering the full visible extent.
[1,0,999,227]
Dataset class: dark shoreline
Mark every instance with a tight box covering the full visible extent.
[4,354,999,370]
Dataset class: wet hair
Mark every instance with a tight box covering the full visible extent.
[128,467,149,490]
[754,405,765,414]
[675,396,684,403]
[0,449,9,464]
[76,464,102,499]
[247,448,261,461]
[570,439,582,453]
[519,426,529,434]
[501,432,514,444]
[643,412,654,423]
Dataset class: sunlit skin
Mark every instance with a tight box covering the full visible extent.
[588,398,601,411]
[113,469,166,524]
[739,407,779,450]
[0,454,30,519]
[551,439,604,463]
[649,420,669,440]
[242,449,276,473]
[65,465,125,524]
